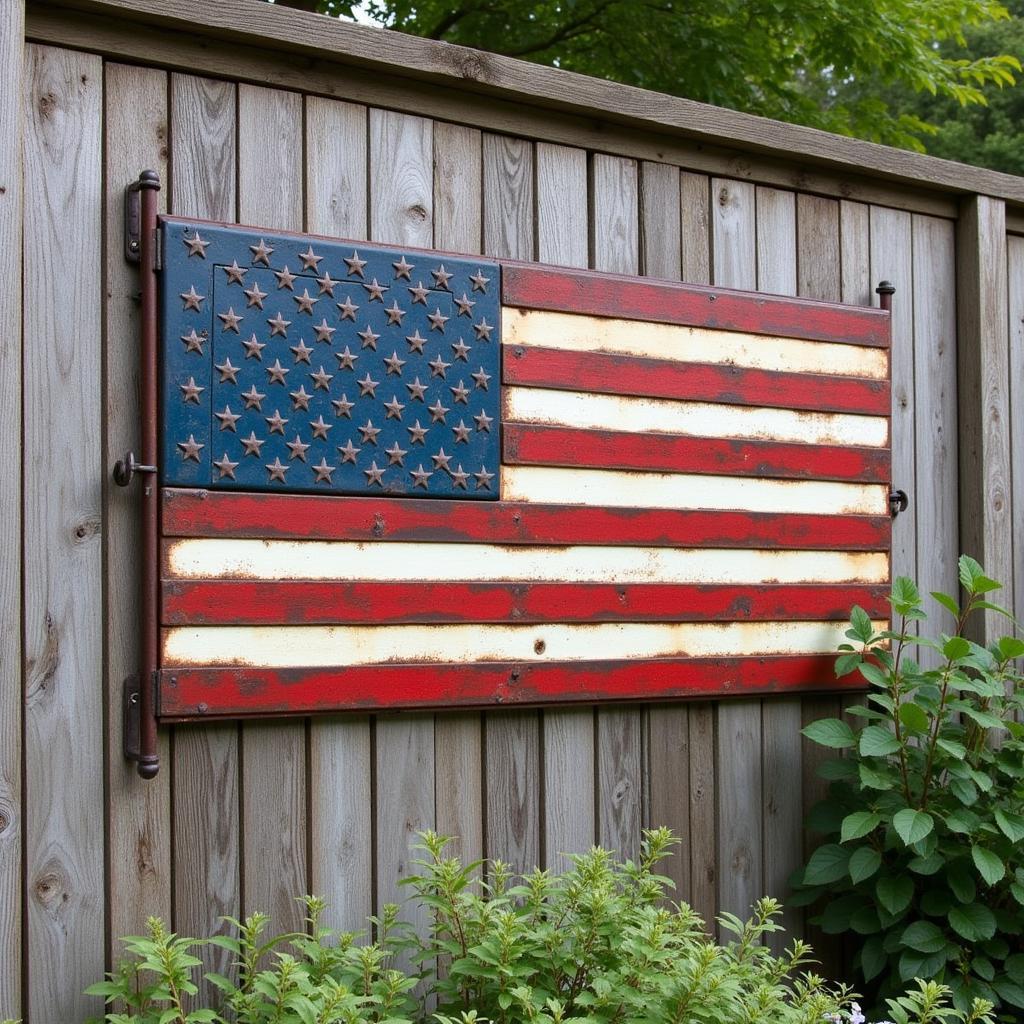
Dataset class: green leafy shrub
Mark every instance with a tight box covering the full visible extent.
[793,556,1024,1017]
[86,829,994,1024]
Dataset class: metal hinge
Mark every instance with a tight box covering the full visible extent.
[124,170,161,264]
[889,488,909,518]
[123,672,159,764]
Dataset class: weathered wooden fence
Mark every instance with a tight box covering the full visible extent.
[1,1,1022,1019]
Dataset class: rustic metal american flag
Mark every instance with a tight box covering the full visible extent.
[155,216,892,720]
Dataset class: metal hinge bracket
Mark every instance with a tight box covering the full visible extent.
[123,673,159,764]
[124,170,161,264]
[889,488,910,519]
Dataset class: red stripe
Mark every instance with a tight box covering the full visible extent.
[161,488,892,550]
[501,264,890,347]
[502,344,891,415]
[162,581,889,626]
[158,654,865,719]
[503,423,890,483]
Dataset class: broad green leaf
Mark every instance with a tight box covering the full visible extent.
[997,636,1024,661]
[899,949,947,982]
[1013,883,1024,906]
[901,920,946,953]
[849,846,882,884]
[841,811,881,843]
[890,576,921,613]
[936,737,967,758]
[860,935,887,982]
[817,758,859,781]
[995,808,1024,842]
[973,955,996,981]
[931,590,961,618]
[859,661,890,688]
[961,707,1004,730]
[921,888,952,916]
[819,894,863,934]
[908,851,944,875]
[876,874,914,915]
[942,635,971,661]
[948,903,996,942]
[836,651,863,677]
[959,555,1001,594]
[893,808,934,845]
[849,605,874,643]
[801,718,856,749]
[898,702,929,733]
[993,979,1024,1009]
[860,725,902,757]
[950,778,979,806]
[944,808,979,834]
[860,763,896,790]
[948,864,977,904]
[803,843,851,885]
[972,845,1006,886]
[1005,954,1024,984]
[849,904,881,934]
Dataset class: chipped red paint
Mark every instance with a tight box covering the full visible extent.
[161,489,892,550]
[502,344,891,416]
[502,423,890,483]
[158,654,865,720]
[162,580,890,626]
[501,264,891,348]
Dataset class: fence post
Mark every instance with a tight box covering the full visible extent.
[956,194,1014,639]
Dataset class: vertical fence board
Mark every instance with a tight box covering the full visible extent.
[958,197,1013,635]
[641,160,690,895]
[483,134,533,261]
[755,185,802,950]
[236,84,308,935]
[23,43,104,1023]
[368,109,438,941]
[304,95,374,935]
[0,4,22,1017]
[797,194,840,302]
[680,171,711,286]
[481,132,540,873]
[433,120,485,868]
[840,201,872,307]
[912,215,959,630]
[710,178,762,925]
[870,206,915,584]
[678,168,716,924]
[1008,236,1024,626]
[591,154,642,861]
[103,61,173,957]
[640,162,681,279]
[169,72,241,994]
[534,141,594,868]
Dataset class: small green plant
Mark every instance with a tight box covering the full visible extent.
[793,556,1024,1017]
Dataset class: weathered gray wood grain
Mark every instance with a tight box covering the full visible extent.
[23,42,105,1023]
[958,197,1013,636]
[304,94,374,935]
[368,109,438,951]
[485,711,541,871]
[640,161,681,280]
[483,134,534,261]
[912,215,959,639]
[236,83,308,935]
[1007,236,1024,629]
[796,194,840,302]
[103,61,173,958]
[533,140,594,868]
[679,172,711,286]
[168,72,242,996]
[839,201,871,307]
[870,207,915,584]
[0,5,22,1018]
[433,120,485,870]
[710,178,762,927]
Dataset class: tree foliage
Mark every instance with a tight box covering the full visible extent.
[298,0,1022,150]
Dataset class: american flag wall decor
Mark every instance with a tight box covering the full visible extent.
[151,215,893,722]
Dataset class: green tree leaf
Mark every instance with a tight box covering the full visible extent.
[876,874,914,915]
[860,725,902,757]
[860,935,887,982]
[804,843,852,885]
[948,863,978,904]
[898,702,929,733]
[995,808,1024,842]
[841,811,882,843]
[948,903,997,941]
[849,846,883,884]
[801,718,856,748]
[993,979,1024,1009]
[893,808,935,845]
[901,920,946,953]
[849,605,874,643]
[972,845,1006,885]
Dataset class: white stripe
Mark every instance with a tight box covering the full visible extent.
[163,619,887,668]
[166,539,888,584]
[504,308,889,379]
[501,466,888,515]
[505,387,889,448]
